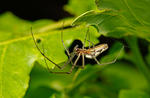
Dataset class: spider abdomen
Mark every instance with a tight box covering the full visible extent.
[85,44,108,59]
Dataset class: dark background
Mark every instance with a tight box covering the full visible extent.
[0,0,71,21]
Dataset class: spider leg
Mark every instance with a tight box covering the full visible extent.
[86,39,94,48]
[82,27,89,49]
[42,44,78,74]
[61,22,71,57]
[31,27,62,69]
[80,27,88,69]
[60,22,77,67]
[43,55,74,74]
[93,56,116,65]
[93,45,124,66]
[61,52,76,70]
[88,28,91,48]
[67,53,81,74]
[83,27,95,49]
[42,44,57,73]
[57,53,81,74]
[82,53,85,69]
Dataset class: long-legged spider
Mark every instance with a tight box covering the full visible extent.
[31,26,124,74]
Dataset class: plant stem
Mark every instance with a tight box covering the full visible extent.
[125,36,150,87]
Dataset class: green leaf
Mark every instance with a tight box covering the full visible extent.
[49,94,56,98]
[24,63,74,98]
[0,12,34,98]
[0,12,99,98]
[70,62,149,98]
[64,0,97,16]
[72,10,134,38]
[25,86,58,98]
[0,38,36,98]
[72,0,150,41]
[100,63,148,90]
[125,37,150,84]
[66,60,148,98]
[96,0,150,26]
[119,89,150,98]
[0,12,31,42]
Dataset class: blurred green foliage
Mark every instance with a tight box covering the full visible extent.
[64,0,97,16]
[0,0,150,98]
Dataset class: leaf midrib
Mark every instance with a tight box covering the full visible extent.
[0,28,68,46]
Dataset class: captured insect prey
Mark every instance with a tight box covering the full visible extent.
[31,26,124,74]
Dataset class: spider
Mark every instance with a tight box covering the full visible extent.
[31,26,124,74]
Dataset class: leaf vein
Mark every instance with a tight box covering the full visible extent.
[122,0,145,26]
[0,30,60,46]
[0,45,8,98]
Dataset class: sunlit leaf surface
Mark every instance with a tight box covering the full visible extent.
[72,0,150,41]
[64,0,97,16]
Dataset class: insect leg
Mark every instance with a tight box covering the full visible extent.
[31,28,62,69]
